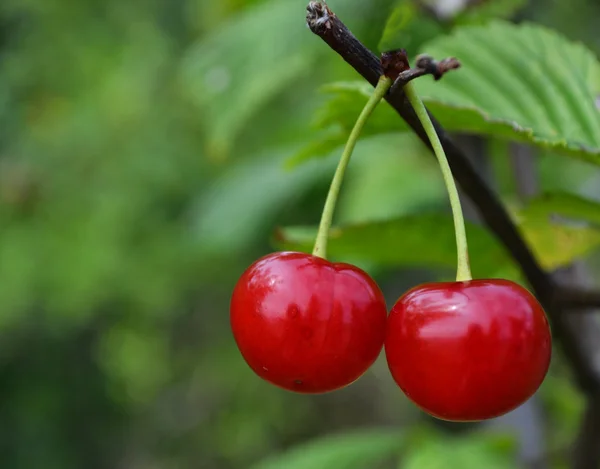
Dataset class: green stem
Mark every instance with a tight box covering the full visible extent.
[404,81,472,282]
[312,76,393,259]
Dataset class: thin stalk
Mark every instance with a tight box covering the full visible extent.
[404,81,472,281]
[312,76,393,258]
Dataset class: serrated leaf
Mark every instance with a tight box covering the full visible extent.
[414,21,600,163]
[180,0,320,161]
[251,428,404,469]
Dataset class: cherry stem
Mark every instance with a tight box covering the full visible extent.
[404,81,472,282]
[312,75,393,259]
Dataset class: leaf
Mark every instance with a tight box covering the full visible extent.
[401,431,519,469]
[334,133,446,223]
[452,0,527,25]
[196,132,444,256]
[290,132,446,222]
[286,81,406,167]
[414,21,600,163]
[520,217,600,270]
[251,428,404,469]
[285,127,350,169]
[180,0,321,161]
[274,204,600,276]
[378,0,446,53]
[517,191,600,227]
[274,214,515,278]
[191,145,332,254]
[514,192,600,269]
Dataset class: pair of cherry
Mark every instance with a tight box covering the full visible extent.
[230,74,552,422]
[230,251,551,422]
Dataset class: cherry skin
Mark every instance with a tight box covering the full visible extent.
[230,251,387,393]
[385,279,552,421]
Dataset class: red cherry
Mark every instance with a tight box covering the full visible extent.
[385,279,552,421]
[230,251,388,393]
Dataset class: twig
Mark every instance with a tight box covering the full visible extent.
[390,54,461,94]
[305,0,600,395]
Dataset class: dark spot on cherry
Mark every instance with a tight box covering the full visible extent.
[287,304,299,319]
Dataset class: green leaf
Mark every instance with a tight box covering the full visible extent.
[334,133,446,223]
[197,132,442,256]
[251,428,404,469]
[274,204,600,276]
[180,0,321,161]
[414,21,600,163]
[274,214,514,278]
[452,0,527,26]
[517,191,600,227]
[289,132,446,222]
[519,216,600,270]
[378,0,446,53]
[401,431,519,469]
[514,192,600,269]
[286,81,406,167]
[192,145,332,254]
[285,127,350,169]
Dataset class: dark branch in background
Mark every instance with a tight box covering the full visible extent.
[306,3,600,468]
[556,287,600,309]
[554,264,600,469]
[573,396,600,469]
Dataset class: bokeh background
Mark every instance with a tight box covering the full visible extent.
[1,0,600,468]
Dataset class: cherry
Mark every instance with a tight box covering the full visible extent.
[230,251,388,393]
[230,76,393,393]
[383,82,552,420]
[384,279,552,421]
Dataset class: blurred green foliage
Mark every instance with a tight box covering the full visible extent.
[0,0,599,468]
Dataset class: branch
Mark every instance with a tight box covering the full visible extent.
[555,287,600,310]
[573,396,600,469]
[305,1,600,397]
